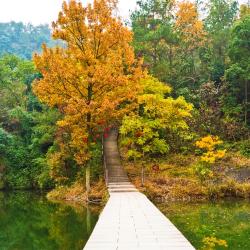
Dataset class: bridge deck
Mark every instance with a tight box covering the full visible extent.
[84,129,195,250]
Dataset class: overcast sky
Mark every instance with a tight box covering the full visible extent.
[0,0,137,25]
[0,0,248,26]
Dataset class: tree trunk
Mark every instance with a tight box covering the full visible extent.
[141,164,145,187]
[245,79,248,125]
[86,164,90,199]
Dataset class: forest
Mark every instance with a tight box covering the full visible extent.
[0,0,249,203]
[0,22,55,59]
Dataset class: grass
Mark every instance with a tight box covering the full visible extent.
[122,152,250,202]
[47,177,108,205]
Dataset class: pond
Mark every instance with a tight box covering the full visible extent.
[158,200,250,250]
[0,191,100,250]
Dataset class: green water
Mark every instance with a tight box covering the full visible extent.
[0,191,99,250]
[159,200,250,250]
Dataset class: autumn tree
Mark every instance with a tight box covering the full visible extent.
[33,0,142,193]
[240,3,250,18]
[174,1,206,90]
[120,76,193,162]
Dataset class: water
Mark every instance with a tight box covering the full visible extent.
[159,200,250,250]
[1,192,250,250]
[0,191,100,250]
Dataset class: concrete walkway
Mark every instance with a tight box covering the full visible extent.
[84,129,195,250]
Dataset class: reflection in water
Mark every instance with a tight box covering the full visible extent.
[159,200,250,250]
[0,191,99,250]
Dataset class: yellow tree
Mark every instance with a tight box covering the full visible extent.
[120,76,193,164]
[33,0,142,193]
[174,1,207,86]
[175,1,206,52]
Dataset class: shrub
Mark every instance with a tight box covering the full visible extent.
[239,140,250,158]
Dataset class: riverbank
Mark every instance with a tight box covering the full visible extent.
[47,178,108,206]
[122,152,250,202]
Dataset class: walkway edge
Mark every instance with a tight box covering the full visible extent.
[84,129,195,250]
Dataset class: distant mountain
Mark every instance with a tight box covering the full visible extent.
[0,22,57,59]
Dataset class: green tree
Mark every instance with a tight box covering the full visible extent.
[204,0,238,83]
[0,54,58,189]
[225,14,250,125]
[131,0,177,83]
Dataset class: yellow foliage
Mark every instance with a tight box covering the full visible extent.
[120,76,193,158]
[175,1,206,50]
[33,0,143,165]
[202,236,228,250]
[140,75,172,96]
[196,135,223,151]
[196,135,226,164]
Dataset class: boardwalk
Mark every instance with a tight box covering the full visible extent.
[84,129,195,250]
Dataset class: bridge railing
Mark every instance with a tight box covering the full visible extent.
[102,134,108,186]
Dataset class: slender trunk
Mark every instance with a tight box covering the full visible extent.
[141,162,145,187]
[169,45,173,71]
[86,164,90,197]
[245,79,248,125]
[86,83,93,198]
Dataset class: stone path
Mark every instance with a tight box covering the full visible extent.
[84,129,195,250]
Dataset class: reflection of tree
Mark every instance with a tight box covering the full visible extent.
[0,192,99,250]
[159,201,250,249]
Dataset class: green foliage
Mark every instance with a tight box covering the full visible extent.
[239,140,250,158]
[88,142,103,180]
[194,162,214,182]
[120,76,193,160]
[131,0,250,137]
[0,54,59,189]
[0,1,249,192]
[131,0,178,84]
[225,14,250,125]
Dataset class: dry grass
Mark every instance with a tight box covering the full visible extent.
[47,178,108,205]
[122,153,250,202]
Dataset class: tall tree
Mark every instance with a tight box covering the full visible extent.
[131,0,206,98]
[204,0,238,82]
[131,0,176,83]
[225,14,250,125]
[175,1,206,89]
[33,0,142,192]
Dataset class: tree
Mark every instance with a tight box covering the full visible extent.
[33,0,142,193]
[204,0,238,83]
[175,1,206,52]
[120,76,193,161]
[131,0,177,83]
[226,14,250,125]
[174,1,206,89]
[240,4,250,19]
[0,53,68,190]
[195,135,226,180]
[131,0,207,98]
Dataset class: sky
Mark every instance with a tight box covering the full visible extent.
[0,0,248,26]
[0,0,138,25]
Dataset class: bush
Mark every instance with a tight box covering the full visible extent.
[239,140,250,158]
